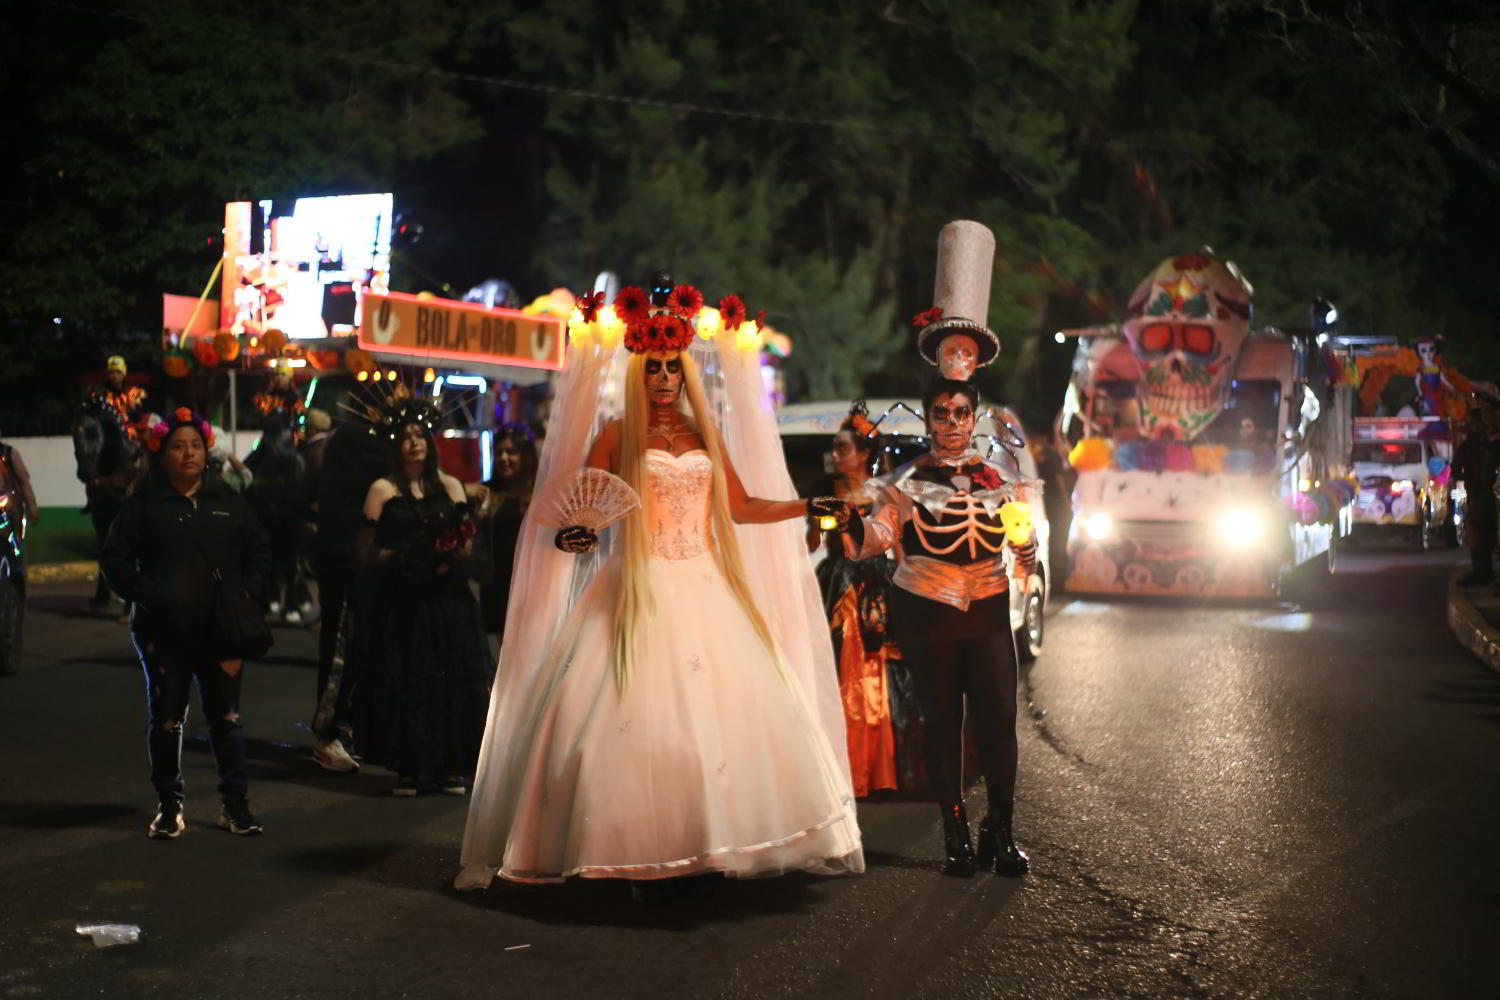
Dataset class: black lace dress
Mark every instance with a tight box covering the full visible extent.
[351,493,490,783]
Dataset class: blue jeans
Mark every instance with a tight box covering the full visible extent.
[134,634,248,805]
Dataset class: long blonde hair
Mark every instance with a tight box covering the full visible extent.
[613,350,780,689]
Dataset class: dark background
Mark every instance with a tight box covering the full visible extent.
[3,0,1497,433]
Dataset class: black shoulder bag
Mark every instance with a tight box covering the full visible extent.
[193,524,274,662]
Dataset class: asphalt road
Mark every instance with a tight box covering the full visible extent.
[1,547,1495,1000]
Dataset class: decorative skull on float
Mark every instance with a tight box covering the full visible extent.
[1121,250,1254,442]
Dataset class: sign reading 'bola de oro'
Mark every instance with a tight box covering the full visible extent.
[358,291,565,370]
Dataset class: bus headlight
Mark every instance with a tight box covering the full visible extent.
[1217,508,1264,548]
[1083,512,1114,541]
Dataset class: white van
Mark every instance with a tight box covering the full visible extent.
[776,398,1050,662]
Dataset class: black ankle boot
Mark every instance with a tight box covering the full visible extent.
[975,806,1028,878]
[940,803,976,877]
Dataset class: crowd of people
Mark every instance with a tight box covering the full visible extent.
[13,220,1500,906]
[76,229,1041,902]
[44,346,543,834]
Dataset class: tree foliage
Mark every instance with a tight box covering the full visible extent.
[0,0,484,431]
[4,0,1495,432]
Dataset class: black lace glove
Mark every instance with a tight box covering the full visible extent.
[806,496,852,530]
[554,525,599,553]
[1011,539,1038,574]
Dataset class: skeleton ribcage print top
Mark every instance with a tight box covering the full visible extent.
[860,457,1033,567]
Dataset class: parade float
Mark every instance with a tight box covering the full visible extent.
[1345,337,1472,549]
[1054,250,1355,598]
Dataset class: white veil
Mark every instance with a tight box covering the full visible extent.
[688,339,857,801]
[457,333,861,888]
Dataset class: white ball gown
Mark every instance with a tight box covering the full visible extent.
[456,447,863,886]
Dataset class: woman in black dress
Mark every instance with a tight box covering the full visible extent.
[352,400,489,796]
[477,424,538,646]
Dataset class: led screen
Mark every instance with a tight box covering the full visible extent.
[221,193,393,340]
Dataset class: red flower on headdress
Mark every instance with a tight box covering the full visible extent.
[666,284,704,318]
[911,307,944,329]
[615,285,650,325]
[652,312,694,351]
[624,313,694,354]
[174,407,194,423]
[719,294,747,332]
[576,290,606,323]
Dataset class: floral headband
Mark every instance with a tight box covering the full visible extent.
[842,399,880,439]
[144,407,215,452]
[497,420,536,444]
[606,283,755,355]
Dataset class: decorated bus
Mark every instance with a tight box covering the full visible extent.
[1054,250,1354,599]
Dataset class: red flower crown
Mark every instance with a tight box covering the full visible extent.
[619,283,702,354]
[614,283,759,354]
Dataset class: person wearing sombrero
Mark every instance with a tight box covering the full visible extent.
[840,221,1038,878]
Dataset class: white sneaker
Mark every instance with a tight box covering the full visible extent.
[312,738,359,772]
[284,610,302,625]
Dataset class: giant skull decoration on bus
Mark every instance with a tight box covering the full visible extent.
[1121,250,1254,442]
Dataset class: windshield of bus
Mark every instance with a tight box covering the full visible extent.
[1201,379,1281,449]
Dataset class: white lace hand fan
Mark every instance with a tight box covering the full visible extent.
[534,468,641,531]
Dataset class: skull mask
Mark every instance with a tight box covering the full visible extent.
[936,333,980,381]
[1122,250,1253,442]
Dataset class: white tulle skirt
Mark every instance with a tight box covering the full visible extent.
[462,550,862,885]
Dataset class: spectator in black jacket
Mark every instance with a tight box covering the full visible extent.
[102,409,271,840]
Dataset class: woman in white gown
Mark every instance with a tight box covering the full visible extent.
[456,281,864,889]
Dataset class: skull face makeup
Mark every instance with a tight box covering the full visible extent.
[936,333,981,382]
[926,391,977,460]
[644,351,684,408]
[1416,339,1440,367]
[1122,250,1253,441]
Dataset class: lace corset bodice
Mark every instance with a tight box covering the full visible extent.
[644,449,714,560]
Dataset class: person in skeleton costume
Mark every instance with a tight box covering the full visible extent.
[843,222,1039,877]
[456,275,862,895]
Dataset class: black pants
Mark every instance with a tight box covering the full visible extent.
[134,634,247,805]
[313,553,356,740]
[891,588,1019,819]
[88,490,122,604]
[1470,501,1497,579]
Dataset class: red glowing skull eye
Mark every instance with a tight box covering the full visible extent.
[1140,323,1172,353]
[1182,324,1216,355]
